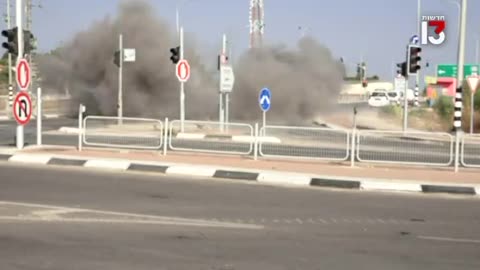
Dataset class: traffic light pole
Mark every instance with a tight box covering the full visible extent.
[180,27,185,133]
[219,34,226,132]
[403,76,409,133]
[15,0,24,150]
[117,33,123,125]
[454,0,468,173]
[6,0,13,118]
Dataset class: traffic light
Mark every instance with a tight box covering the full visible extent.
[170,46,180,64]
[2,27,18,55]
[396,62,407,77]
[23,30,35,55]
[407,45,422,75]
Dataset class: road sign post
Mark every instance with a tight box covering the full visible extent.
[259,88,271,136]
[175,27,189,132]
[36,87,41,146]
[467,75,479,134]
[15,0,24,149]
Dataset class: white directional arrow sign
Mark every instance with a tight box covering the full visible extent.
[259,88,271,112]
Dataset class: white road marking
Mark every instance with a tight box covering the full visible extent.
[295,218,303,224]
[0,201,262,229]
[317,218,328,224]
[418,235,480,244]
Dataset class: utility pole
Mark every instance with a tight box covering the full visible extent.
[16,0,25,149]
[179,27,185,132]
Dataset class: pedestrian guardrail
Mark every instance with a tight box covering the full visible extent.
[356,130,454,166]
[258,125,350,161]
[168,120,254,155]
[83,116,163,150]
[461,134,480,168]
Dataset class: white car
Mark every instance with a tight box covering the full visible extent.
[368,91,390,107]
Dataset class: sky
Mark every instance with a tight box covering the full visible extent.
[3,0,480,81]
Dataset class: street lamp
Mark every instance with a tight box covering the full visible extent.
[176,0,195,35]
[447,0,461,56]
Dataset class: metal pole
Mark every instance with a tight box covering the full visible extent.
[262,111,266,136]
[350,107,357,167]
[78,104,84,151]
[225,93,229,127]
[253,123,258,160]
[180,27,185,132]
[36,87,41,146]
[7,0,13,119]
[117,34,123,125]
[470,91,474,134]
[403,76,409,132]
[175,6,179,35]
[218,93,223,131]
[219,34,227,132]
[16,0,24,150]
[163,117,169,156]
[416,0,421,96]
[454,0,468,173]
[476,37,479,64]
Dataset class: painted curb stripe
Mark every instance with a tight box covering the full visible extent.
[47,158,87,167]
[84,160,130,170]
[128,164,169,173]
[213,170,259,181]
[8,154,52,164]
[257,173,311,186]
[0,154,12,160]
[165,166,216,177]
[310,178,361,189]
[361,181,422,192]
[421,185,476,195]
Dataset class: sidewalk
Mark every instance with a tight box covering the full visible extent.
[18,145,480,185]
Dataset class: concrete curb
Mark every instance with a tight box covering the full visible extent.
[1,152,479,197]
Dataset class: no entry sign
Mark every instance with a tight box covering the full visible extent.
[16,58,31,90]
[176,59,190,83]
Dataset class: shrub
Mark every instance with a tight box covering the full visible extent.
[434,96,454,120]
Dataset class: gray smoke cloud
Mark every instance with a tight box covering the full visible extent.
[37,0,345,123]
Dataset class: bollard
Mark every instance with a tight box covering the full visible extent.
[36,87,42,146]
[78,104,85,151]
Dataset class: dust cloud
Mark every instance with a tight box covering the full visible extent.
[37,0,345,123]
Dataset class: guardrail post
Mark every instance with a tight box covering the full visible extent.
[163,117,169,156]
[78,104,85,151]
[454,131,461,172]
[254,123,259,160]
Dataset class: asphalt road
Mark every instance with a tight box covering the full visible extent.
[0,163,479,269]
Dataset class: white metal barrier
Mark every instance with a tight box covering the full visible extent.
[356,130,454,166]
[83,116,163,150]
[258,125,350,161]
[461,134,480,168]
[168,120,254,155]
